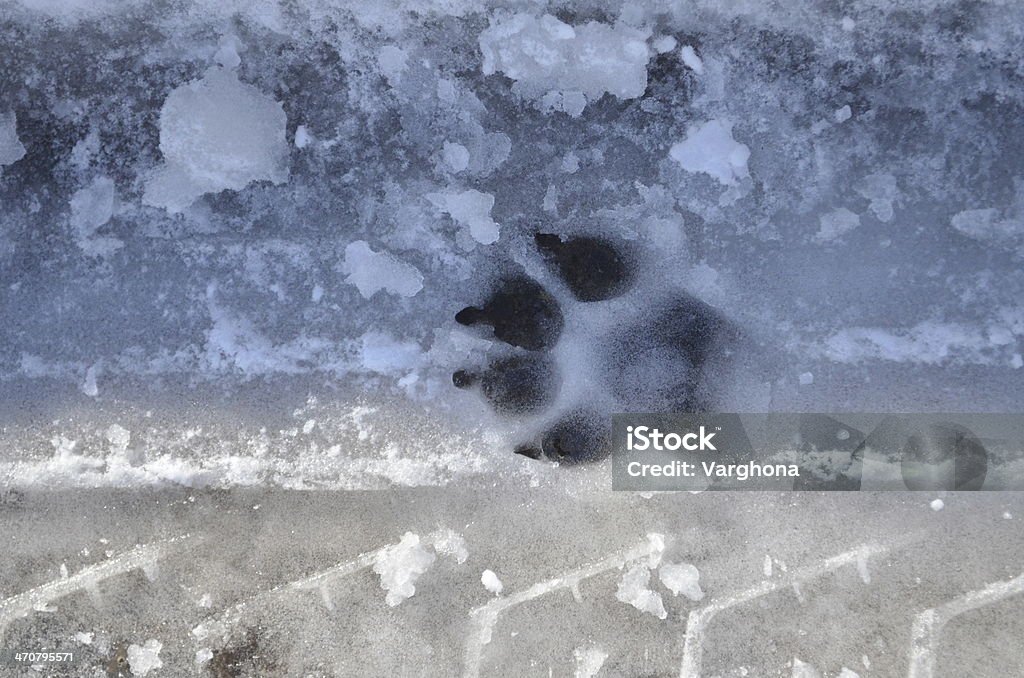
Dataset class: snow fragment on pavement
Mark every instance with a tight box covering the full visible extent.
[70,177,122,256]
[74,632,94,645]
[143,68,289,213]
[373,532,436,606]
[616,563,667,619]
[0,111,26,166]
[479,14,650,116]
[481,569,503,595]
[839,668,861,678]
[658,561,704,601]
[343,241,423,298]
[574,645,608,678]
[431,528,469,563]
[669,120,750,186]
[127,639,163,676]
[427,189,500,244]
[931,498,944,511]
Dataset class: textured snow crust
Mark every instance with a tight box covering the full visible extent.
[1,0,1023,487]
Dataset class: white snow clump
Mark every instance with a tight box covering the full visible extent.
[373,532,437,607]
[126,639,163,676]
[343,240,424,298]
[670,120,750,187]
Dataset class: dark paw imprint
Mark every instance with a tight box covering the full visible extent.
[454,232,738,465]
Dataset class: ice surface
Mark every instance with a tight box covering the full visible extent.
[343,241,424,298]
[479,14,650,116]
[0,111,26,166]
[615,563,666,620]
[658,561,704,601]
[126,639,163,676]
[143,67,288,212]
[669,120,750,187]
[372,532,436,606]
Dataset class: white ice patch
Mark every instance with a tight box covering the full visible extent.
[816,207,861,242]
[481,569,503,595]
[70,177,122,256]
[126,639,163,676]
[658,561,704,601]
[372,532,436,606]
[442,141,470,172]
[143,68,289,213]
[574,645,608,678]
[679,45,704,74]
[616,563,667,619]
[74,632,94,645]
[427,189,500,244]
[479,13,650,116]
[342,240,424,298]
[0,111,26,166]
[792,657,821,678]
[856,173,898,222]
[669,120,750,186]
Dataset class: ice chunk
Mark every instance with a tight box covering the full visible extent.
[763,554,773,577]
[126,639,163,676]
[931,498,945,511]
[816,207,860,242]
[856,173,898,222]
[652,35,677,54]
[70,177,122,256]
[74,632,93,645]
[81,363,100,397]
[669,120,750,186]
[792,657,821,678]
[377,45,408,85]
[574,645,608,678]
[799,372,814,385]
[442,142,469,172]
[481,569,503,595]
[195,648,213,665]
[658,561,704,601]
[0,111,26,166]
[342,241,424,298]
[834,105,852,123]
[372,532,436,606]
[143,68,288,213]
[951,207,1023,244]
[680,45,704,74]
[839,669,860,678]
[616,563,667,619]
[427,189,500,245]
[479,14,650,116]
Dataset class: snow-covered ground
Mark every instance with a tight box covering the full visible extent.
[2,0,1022,488]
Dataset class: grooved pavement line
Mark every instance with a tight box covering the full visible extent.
[463,533,665,678]
[678,542,889,678]
[906,571,1024,678]
[0,535,193,641]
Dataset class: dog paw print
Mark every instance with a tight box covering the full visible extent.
[453,232,739,465]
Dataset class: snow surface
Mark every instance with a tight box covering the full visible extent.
[0,0,1023,489]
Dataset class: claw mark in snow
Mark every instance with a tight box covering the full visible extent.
[679,543,888,678]
[0,536,192,640]
[463,533,664,678]
[906,571,1024,678]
